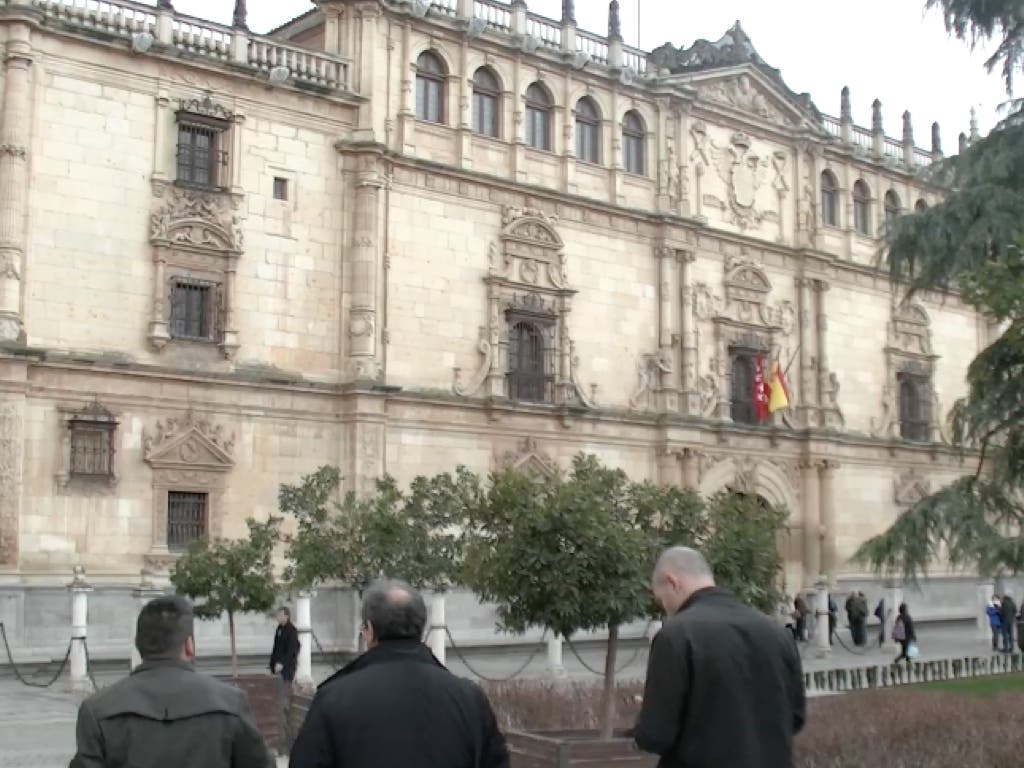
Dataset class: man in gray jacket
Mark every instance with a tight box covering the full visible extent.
[69,595,272,768]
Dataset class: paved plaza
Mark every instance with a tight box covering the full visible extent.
[0,623,996,767]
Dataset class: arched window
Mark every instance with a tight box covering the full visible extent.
[898,372,931,442]
[884,190,901,228]
[472,67,500,138]
[525,83,552,152]
[820,170,838,227]
[915,199,929,212]
[415,51,446,124]
[622,111,645,175]
[852,180,872,235]
[507,321,550,402]
[575,97,600,164]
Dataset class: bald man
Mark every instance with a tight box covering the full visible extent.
[289,579,509,768]
[633,547,805,768]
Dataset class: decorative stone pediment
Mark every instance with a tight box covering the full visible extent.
[150,186,243,254]
[894,469,931,507]
[889,301,933,356]
[177,94,234,123]
[695,73,795,127]
[497,437,558,479]
[490,206,569,291]
[144,411,234,471]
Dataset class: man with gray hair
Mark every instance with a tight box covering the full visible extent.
[632,547,805,767]
[289,579,509,768]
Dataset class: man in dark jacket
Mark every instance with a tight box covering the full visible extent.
[634,547,805,768]
[69,595,272,768]
[289,579,509,768]
[270,606,301,753]
[1000,593,1017,652]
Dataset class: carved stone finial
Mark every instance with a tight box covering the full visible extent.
[969,106,979,141]
[871,99,883,133]
[902,110,913,145]
[157,0,173,8]
[958,131,968,154]
[608,0,622,41]
[931,122,942,156]
[232,0,248,30]
[840,86,851,122]
[562,0,575,24]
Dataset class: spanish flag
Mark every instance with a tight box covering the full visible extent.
[767,360,791,414]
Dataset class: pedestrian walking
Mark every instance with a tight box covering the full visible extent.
[270,606,301,753]
[987,596,1002,652]
[792,595,809,642]
[69,595,272,768]
[874,597,886,647]
[633,547,806,767]
[892,603,917,665]
[849,591,868,646]
[289,579,509,768]
[1000,594,1017,652]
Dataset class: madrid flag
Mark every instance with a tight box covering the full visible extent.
[768,360,791,414]
[753,355,770,421]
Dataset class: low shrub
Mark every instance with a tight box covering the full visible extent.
[484,679,1024,767]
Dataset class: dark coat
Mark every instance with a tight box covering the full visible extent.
[68,659,272,768]
[634,588,806,768]
[271,620,301,680]
[289,639,510,768]
[896,613,917,642]
[1001,596,1017,626]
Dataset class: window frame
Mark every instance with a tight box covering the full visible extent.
[415,51,447,125]
[506,317,554,404]
[167,490,210,552]
[68,419,116,479]
[852,179,873,236]
[174,113,229,190]
[525,83,553,152]
[884,190,901,228]
[574,97,601,164]
[622,111,646,175]
[169,276,220,343]
[729,347,761,425]
[897,371,931,442]
[471,67,501,138]
[820,170,839,227]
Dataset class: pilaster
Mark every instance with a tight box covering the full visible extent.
[795,276,818,428]
[0,24,34,343]
[678,250,701,415]
[346,148,386,383]
[354,2,383,140]
[800,459,822,587]
[397,20,415,153]
[818,460,839,580]
[679,447,700,489]
[655,244,679,413]
[0,376,25,567]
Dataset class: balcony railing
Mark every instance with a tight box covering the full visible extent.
[575,29,609,65]
[474,0,512,32]
[27,0,351,92]
[526,13,562,49]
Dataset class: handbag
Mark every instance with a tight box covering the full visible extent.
[892,619,906,642]
[906,642,920,659]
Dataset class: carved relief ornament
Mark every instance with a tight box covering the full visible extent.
[497,437,557,479]
[144,410,235,469]
[150,186,243,254]
[894,469,931,507]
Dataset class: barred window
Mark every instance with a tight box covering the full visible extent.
[167,492,208,551]
[898,373,931,442]
[729,348,759,425]
[507,321,551,403]
[69,421,115,478]
[176,120,226,188]
[170,278,218,342]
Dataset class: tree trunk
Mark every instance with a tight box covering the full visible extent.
[228,610,238,679]
[599,623,620,740]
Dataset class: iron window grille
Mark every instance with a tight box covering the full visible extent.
[167,491,208,551]
[69,420,116,478]
[175,114,228,189]
[170,277,220,342]
[507,320,553,403]
[729,348,760,425]
[897,372,931,442]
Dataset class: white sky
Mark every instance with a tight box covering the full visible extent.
[165,0,1011,144]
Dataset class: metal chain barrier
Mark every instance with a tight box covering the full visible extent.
[310,630,345,671]
[0,621,73,689]
[441,625,549,683]
[81,638,101,691]
[563,622,652,678]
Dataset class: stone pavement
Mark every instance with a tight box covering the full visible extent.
[0,624,993,767]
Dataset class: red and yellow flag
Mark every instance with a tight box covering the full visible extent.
[767,360,791,414]
[753,355,770,421]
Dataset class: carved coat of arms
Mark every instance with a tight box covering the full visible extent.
[711,132,769,229]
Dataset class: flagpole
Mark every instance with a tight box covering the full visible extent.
[782,344,801,378]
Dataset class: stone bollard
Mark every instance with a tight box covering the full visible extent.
[295,591,315,691]
[547,635,567,679]
[812,581,831,658]
[68,566,93,693]
[130,569,166,671]
[428,595,446,667]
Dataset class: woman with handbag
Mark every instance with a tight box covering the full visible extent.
[892,603,917,664]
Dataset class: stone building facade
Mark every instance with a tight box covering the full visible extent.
[0,0,989,658]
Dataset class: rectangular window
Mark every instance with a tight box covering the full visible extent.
[167,491,208,551]
[507,320,552,403]
[473,92,498,137]
[170,278,217,342]
[898,372,931,442]
[176,121,225,188]
[273,177,289,201]
[69,422,114,478]
[729,349,759,425]
[526,108,551,152]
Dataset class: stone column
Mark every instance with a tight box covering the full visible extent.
[397,20,415,153]
[428,594,446,666]
[977,581,995,641]
[151,90,172,184]
[883,581,903,652]
[678,250,701,415]
[155,3,174,46]
[655,245,679,412]
[679,448,699,490]
[819,460,839,580]
[295,591,315,690]
[560,0,577,55]
[347,151,385,382]
[815,281,841,430]
[547,635,566,678]
[0,23,34,342]
[560,70,575,195]
[0,384,25,566]
[812,580,830,658]
[795,277,817,427]
[457,39,473,170]
[130,570,166,671]
[68,568,93,693]
[354,3,383,139]
[801,460,822,588]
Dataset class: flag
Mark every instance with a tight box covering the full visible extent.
[753,355,770,421]
[768,359,791,414]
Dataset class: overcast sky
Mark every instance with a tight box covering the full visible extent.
[166,0,1010,144]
